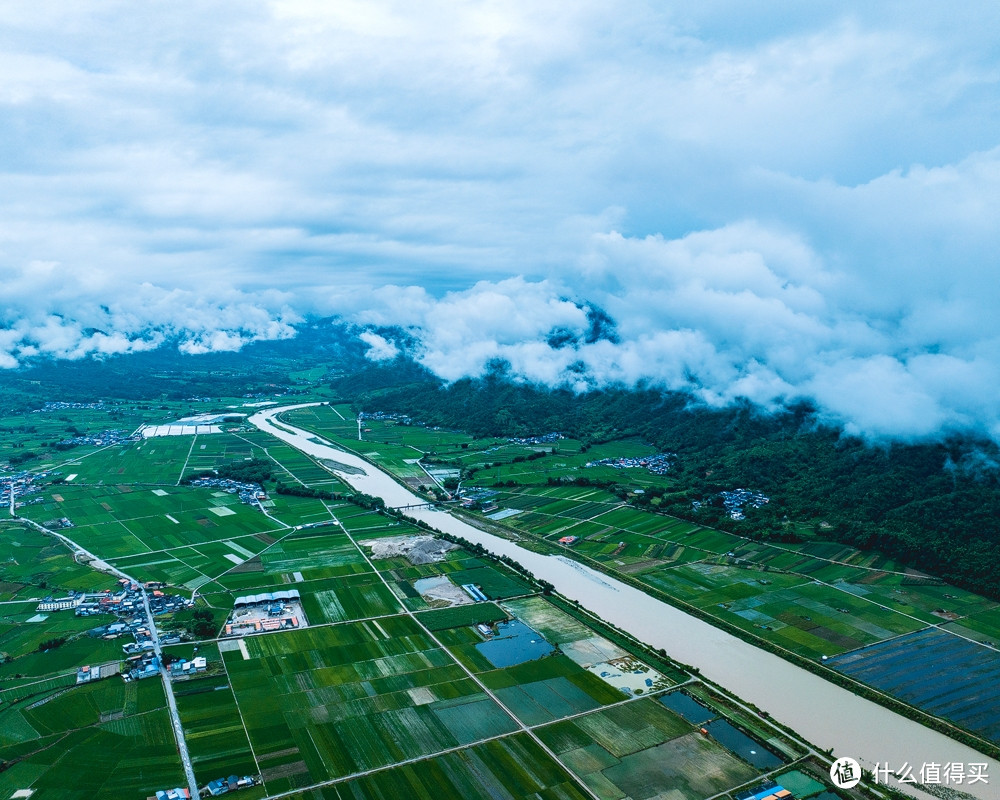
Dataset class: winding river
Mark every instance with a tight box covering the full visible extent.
[252,403,998,800]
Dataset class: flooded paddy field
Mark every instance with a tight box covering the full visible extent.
[830,627,1000,741]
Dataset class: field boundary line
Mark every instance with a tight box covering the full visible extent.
[217,646,269,795]
[177,435,199,485]
[808,576,1000,655]
[339,524,603,800]
[261,731,522,800]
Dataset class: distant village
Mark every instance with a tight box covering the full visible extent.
[692,488,771,520]
[35,400,107,412]
[508,431,563,445]
[359,410,414,424]
[360,410,567,451]
[55,428,136,448]
[720,489,770,520]
[585,452,673,475]
[188,476,269,509]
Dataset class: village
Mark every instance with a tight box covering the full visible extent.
[359,410,414,425]
[692,488,772,520]
[187,476,269,509]
[35,400,107,412]
[55,428,137,448]
[33,579,201,683]
[720,488,771,520]
[585,452,673,475]
[0,469,48,511]
[508,431,562,445]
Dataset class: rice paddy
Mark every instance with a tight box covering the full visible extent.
[0,677,184,800]
[459,480,1000,726]
[536,697,763,800]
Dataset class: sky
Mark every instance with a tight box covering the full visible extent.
[2,1,1000,440]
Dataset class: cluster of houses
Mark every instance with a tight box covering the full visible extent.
[75,661,121,684]
[359,410,414,425]
[1,469,47,510]
[156,775,259,799]
[124,647,204,682]
[720,488,770,520]
[124,648,205,683]
[585,452,673,475]
[48,579,196,681]
[203,774,259,796]
[127,653,161,681]
[243,388,288,400]
[69,579,193,619]
[508,431,562,445]
[188,476,268,508]
[41,515,74,528]
[55,428,136,448]
[36,401,106,412]
[168,655,208,677]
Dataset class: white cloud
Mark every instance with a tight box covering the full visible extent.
[1,2,999,440]
[358,330,399,361]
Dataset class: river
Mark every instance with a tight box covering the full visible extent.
[251,403,998,800]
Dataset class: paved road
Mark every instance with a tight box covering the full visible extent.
[14,516,202,799]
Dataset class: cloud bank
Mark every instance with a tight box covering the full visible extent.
[353,212,1000,441]
[2,2,1000,440]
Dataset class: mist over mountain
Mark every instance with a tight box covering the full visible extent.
[3,2,1000,442]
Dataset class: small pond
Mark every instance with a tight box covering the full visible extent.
[474,619,555,668]
[704,719,784,770]
[659,692,716,724]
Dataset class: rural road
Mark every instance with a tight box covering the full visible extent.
[15,517,202,799]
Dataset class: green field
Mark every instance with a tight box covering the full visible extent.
[222,617,521,794]
[173,673,259,784]
[536,698,757,800]
[464,483,987,661]
[280,735,591,800]
[0,400,861,800]
[0,677,184,800]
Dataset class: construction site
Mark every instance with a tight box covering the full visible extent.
[360,534,459,564]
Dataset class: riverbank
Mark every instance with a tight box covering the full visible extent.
[251,403,999,800]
